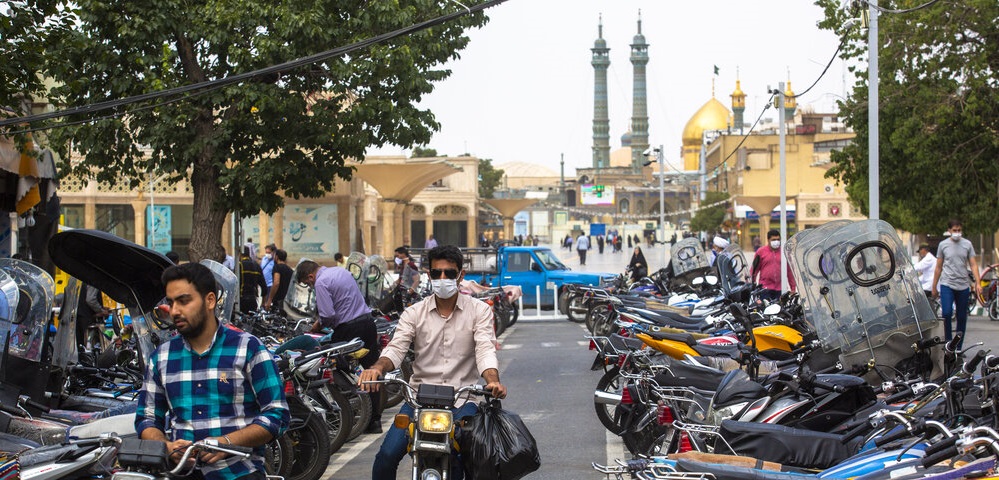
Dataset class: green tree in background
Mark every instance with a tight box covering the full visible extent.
[478,158,504,199]
[41,0,489,261]
[411,146,439,158]
[815,0,998,234]
[0,1,73,112]
[690,191,729,233]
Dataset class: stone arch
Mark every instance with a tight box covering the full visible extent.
[619,198,630,214]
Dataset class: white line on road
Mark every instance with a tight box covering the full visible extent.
[501,344,522,350]
[540,342,561,348]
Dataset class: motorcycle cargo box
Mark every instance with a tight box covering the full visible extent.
[118,438,169,470]
[417,384,455,408]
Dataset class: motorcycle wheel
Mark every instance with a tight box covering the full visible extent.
[313,387,354,454]
[285,412,332,480]
[558,289,571,316]
[567,294,587,323]
[988,298,999,322]
[594,368,626,434]
[622,417,669,457]
[585,305,599,333]
[264,433,295,476]
[591,308,616,337]
[508,306,519,326]
[494,306,508,337]
[345,390,372,441]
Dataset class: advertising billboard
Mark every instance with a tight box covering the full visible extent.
[580,184,615,206]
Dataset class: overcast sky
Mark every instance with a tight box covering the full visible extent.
[367,0,854,176]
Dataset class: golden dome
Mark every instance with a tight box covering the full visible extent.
[784,81,796,109]
[731,80,746,109]
[682,97,731,145]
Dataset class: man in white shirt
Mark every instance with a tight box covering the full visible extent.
[914,244,936,297]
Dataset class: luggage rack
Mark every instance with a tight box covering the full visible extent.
[592,459,716,479]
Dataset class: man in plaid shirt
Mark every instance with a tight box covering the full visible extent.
[136,262,289,479]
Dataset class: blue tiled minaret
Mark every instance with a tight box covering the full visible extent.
[591,16,611,170]
[629,12,650,172]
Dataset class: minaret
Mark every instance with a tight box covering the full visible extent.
[629,11,650,172]
[731,75,746,134]
[591,16,611,170]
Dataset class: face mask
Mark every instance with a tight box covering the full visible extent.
[394,257,403,265]
[431,279,459,299]
[770,240,781,250]
[951,232,962,241]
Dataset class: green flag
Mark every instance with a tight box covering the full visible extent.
[713,65,720,75]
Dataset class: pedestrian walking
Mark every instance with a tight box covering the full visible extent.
[576,233,590,266]
[597,235,605,254]
[914,244,936,298]
[932,220,982,349]
[750,229,796,303]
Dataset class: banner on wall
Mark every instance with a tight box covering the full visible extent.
[283,205,338,257]
[146,205,172,253]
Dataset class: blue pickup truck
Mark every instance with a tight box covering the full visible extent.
[455,246,616,309]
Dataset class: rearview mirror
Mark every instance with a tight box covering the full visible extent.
[692,277,704,286]
[763,304,782,316]
[705,275,719,286]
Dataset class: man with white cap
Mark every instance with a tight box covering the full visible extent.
[709,236,730,267]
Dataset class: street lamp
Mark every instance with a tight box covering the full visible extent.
[644,145,666,267]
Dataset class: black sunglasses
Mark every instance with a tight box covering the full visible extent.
[429,268,460,280]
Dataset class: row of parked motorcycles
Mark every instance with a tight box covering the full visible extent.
[557,220,999,479]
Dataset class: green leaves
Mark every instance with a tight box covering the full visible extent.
[690,191,729,233]
[816,0,999,234]
[36,0,489,259]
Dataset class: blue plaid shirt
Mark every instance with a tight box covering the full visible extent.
[135,325,289,479]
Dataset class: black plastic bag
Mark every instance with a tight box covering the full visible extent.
[456,400,541,480]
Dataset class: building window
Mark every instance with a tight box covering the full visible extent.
[619,198,630,214]
[507,252,532,272]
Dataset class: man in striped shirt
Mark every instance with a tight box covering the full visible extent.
[135,262,289,479]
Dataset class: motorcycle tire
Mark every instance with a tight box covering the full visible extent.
[345,390,372,442]
[311,387,354,454]
[508,306,519,326]
[567,294,587,323]
[558,289,571,316]
[622,417,669,457]
[591,308,616,337]
[285,412,332,480]
[594,368,626,434]
[989,298,999,322]
[264,433,295,476]
[493,307,508,337]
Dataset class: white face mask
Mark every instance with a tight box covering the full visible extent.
[394,257,403,265]
[770,240,781,250]
[951,232,962,241]
[431,279,459,299]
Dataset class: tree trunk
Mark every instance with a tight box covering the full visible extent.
[186,116,226,263]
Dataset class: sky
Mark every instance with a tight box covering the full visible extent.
[367,0,855,176]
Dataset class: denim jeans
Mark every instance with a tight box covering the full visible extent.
[940,284,970,349]
[372,402,479,480]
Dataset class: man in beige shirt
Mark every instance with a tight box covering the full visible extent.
[358,244,506,480]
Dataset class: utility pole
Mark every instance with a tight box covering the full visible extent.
[778,83,788,293]
[657,145,666,268]
[868,0,880,219]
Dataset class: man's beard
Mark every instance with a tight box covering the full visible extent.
[177,308,209,338]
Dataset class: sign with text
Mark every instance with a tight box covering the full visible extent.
[580,184,615,206]
[282,204,339,257]
[146,205,172,253]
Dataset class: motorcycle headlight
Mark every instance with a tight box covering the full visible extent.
[707,402,747,426]
[417,410,453,433]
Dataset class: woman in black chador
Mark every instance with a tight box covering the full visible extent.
[628,246,648,282]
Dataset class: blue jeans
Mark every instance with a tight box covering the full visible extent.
[372,402,479,480]
[940,284,970,349]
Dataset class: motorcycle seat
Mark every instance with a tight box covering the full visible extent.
[646,331,697,346]
[718,419,862,469]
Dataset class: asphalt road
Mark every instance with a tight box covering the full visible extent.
[320,241,999,479]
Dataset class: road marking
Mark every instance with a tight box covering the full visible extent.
[502,344,522,350]
[540,342,561,348]
[323,417,394,476]
[577,340,591,347]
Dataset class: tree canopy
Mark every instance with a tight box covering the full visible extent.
[411,146,440,158]
[816,0,999,234]
[38,0,489,261]
[689,191,729,233]
[478,158,504,199]
[0,1,73,113]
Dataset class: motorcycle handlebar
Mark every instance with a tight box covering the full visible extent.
[923,435,959,457]
[839,420,870,444]
[915,336,941,351]
[985,355,999,369]
[20,396,49,414]
[920,445,958,468]
[945,333,963,354]
[884,387,914,404]
[169,441,252,476]
[963,350,987,375]
[874,420,924,447]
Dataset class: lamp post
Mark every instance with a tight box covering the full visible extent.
[655,146,666,268]
[867,0,880,220]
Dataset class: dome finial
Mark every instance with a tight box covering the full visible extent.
[637,9,642,34]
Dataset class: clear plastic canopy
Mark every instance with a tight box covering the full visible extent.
[0,259,55,363]
[200,259,238,324]
[0,269,18,371]
[363,255,389,305]
[50,277,80,368]
[786,220,935,355]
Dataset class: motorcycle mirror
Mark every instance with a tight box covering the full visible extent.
[763,304,782,316]
[692,277,704,286]
[705,275,719,286]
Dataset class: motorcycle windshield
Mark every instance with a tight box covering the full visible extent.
[200,259,237,324]
[51,277,81,368]
[670,237,710,276]
[785,220,854,334]
[0,270,17,371]
[363,255,389,305]
[0,259,55,363]
[788,220,934,353]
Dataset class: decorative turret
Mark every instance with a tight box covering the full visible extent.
[784,80,797,120]
[731,77,746,134]
[591,16,611,170]
[629,11,650,173]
